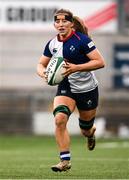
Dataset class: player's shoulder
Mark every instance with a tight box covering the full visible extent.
[46,35,58,50]
[74,31,96,51]
[75,31,92,42]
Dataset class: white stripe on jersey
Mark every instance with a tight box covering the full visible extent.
[49,36,63,58]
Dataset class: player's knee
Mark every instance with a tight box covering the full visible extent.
[53,105,71,128]
[55,113,67,128]
[79,117,95,130]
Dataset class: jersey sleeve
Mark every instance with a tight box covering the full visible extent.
[43,41,52,58]
[81,35,96,54]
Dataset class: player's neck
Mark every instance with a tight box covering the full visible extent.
[58,30,74,42]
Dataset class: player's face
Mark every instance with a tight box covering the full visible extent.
[54,14,73,38]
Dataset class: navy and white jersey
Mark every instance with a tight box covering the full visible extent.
[43,31,98,93]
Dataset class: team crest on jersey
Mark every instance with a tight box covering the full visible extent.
[70,45,75,52]
[53,48,57,53]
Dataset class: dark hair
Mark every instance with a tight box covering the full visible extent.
[54,9,73,18]
[54,9,89,36]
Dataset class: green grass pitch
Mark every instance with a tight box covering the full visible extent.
[0,135,129,179]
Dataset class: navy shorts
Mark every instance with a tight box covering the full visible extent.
[56,79,99,110]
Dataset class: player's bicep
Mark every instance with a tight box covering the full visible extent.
[86,49,104,62]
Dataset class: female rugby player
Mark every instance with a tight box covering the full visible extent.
[37,9,105,172]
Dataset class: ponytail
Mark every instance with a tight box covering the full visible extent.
[73,16,89,36]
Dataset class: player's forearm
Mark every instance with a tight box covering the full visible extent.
[37,63,46,77]
[77,59,105,72]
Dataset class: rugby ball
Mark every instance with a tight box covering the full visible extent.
[46,57,66,86]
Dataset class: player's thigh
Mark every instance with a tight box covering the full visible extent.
[78,108,97,121]
[54,96,76,113]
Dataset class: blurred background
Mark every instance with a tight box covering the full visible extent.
[0,0,129,138]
